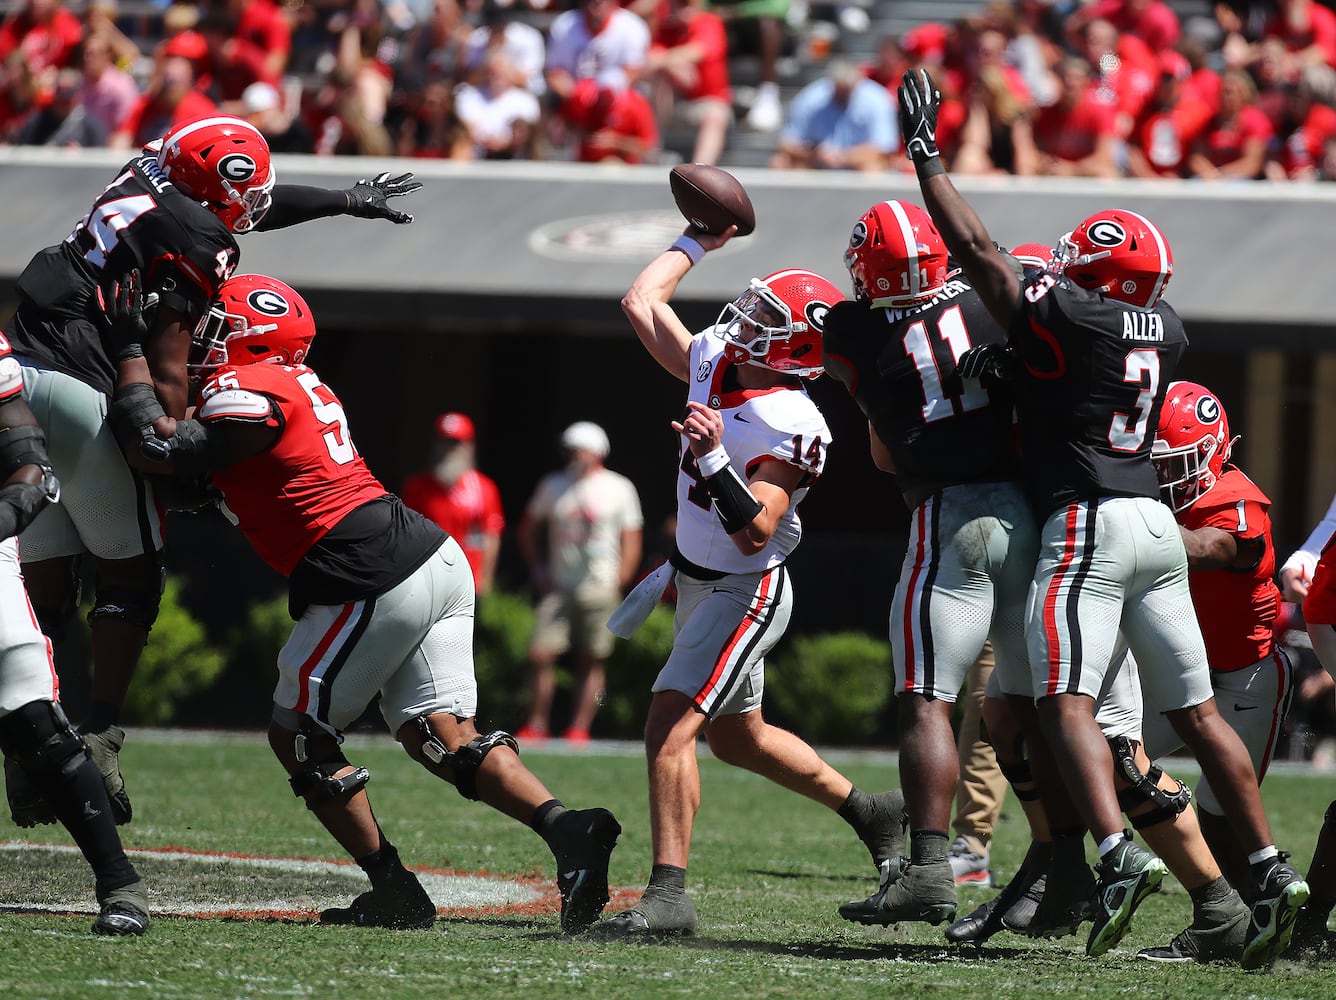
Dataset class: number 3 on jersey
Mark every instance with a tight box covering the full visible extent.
[297,370,356,464]
[903,304,989,422]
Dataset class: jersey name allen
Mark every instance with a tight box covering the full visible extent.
[1121,311,1164,342]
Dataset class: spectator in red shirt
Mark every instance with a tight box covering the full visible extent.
[1127,50,1212,178]
[1267,63,1336,178]
[1069,0,1181,55]
[0,0,82,87]
[951,26,1039,175]
[1187,67,1274,178]
[566,77,659,163]
[1261,0,1336,73]
[197,0,290,105]
[108,54,218,149]
[1032,56,1121,177]
[644,0,732,164]
[1079,17,1158,137]
[402,413,506,598]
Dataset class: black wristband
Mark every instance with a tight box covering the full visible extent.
[108,383,167,451]
[704,463,764,534]
[915,156,946,180]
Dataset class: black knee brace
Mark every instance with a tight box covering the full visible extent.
[86,574,165,634]
[286,726,370,811]
[413,718,518,801]
[1110,736,1191,830]
[998,757,1040,801]
[0,701,87,779]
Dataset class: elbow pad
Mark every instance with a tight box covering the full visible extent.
[704,463,764,534]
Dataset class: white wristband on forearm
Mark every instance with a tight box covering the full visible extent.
[670,235,706,266]
[696,445,729,477]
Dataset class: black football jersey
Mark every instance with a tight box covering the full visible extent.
[6,154,239,395]
[823,278,1022,501]
[1010,274,1187,515]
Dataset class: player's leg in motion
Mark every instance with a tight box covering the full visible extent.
[1030,501,1168,958]
[1125,543,1308,969]
[0,701,148,935]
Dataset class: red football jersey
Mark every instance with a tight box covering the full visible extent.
[199,363,386,576]
[1178,467,1281,671]
[1304,530,1336,626]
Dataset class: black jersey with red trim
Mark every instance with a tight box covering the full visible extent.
[1009,275,1187,515]
[822,278,1021,499]
[5,154,239,395]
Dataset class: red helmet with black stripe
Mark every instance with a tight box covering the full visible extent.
[844,200,949,308]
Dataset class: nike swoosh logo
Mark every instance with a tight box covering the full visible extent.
[733,413,750,422]
[1234,704,1259,712]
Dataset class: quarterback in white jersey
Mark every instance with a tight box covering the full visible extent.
[590,224,906,939]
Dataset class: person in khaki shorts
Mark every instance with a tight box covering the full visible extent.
[517,422,643,743]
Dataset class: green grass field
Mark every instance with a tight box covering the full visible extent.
[0,729,1331,999]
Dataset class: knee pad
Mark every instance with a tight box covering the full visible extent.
[413,718,518,801]
[86,574,165,634]
[1109,735,1191,830]
[0,701,87,779]
[998,757,1039,801]
[285,725,370,811]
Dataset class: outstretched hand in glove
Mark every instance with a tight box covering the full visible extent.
[898,69,942,165]
[345,172,423,224]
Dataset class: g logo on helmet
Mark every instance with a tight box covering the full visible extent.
[1195,395,1220,424]
[247,289,290,316]
[849,221,867,250]
[218,153,257,183]
[805,301,831,332]
[1087,220,1127,248]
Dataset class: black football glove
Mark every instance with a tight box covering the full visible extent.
[956,344,1016,385]
[345,171,423,224]
[96,269,150,363]
[898,69,942,164]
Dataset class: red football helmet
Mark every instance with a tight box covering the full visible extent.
[716,268,844,379]
[1010,242,1059,275]
[190,273,316,381]
[1056,209,1173,310]
[1151,380,1236,512]
[844,200,949,308]
[157,115,275,233]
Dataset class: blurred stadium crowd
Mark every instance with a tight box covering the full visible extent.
[3,0,1336,177]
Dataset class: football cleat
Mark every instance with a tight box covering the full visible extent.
[948,836,993,887]
[549,807,622,934]
[93,879,150,936]
[1242,856,1310,970]
[1086,837,1167,957]
[1136,893,1248,964]
[319,869,436,930]
[586,891,697,938]
[862,788,908,873]
[839,858,956,927]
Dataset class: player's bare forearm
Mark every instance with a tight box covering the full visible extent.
[622,249,695,380]
[1179,523,1238,570]
[918,173,1019,329]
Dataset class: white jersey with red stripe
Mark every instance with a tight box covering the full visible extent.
[674,329,830,575]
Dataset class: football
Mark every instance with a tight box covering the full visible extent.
[669,163,756,237]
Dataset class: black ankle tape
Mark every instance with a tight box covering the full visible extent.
[648,863,687,893]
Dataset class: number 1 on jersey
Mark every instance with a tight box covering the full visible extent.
[903,304,989,422]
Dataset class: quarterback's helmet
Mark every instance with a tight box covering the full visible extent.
[1151,380,1235,512]
[157,115,276,233]
[717,268,843,379]
[1010,242,1059,276]
[844,200,949,308]
[190,273,316,380]
[1056,209,1172,310]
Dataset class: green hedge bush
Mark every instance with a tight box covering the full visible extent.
[767,631,893,745]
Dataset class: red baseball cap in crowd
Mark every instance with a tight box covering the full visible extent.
[435,412,475,441]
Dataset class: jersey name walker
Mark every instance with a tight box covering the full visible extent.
[6,155,239,394]
[1178,468,1280,671]
[676,330,829,575]
[1011,276,1188,514]
[822,278,1021,499]
[198,362,389,575]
